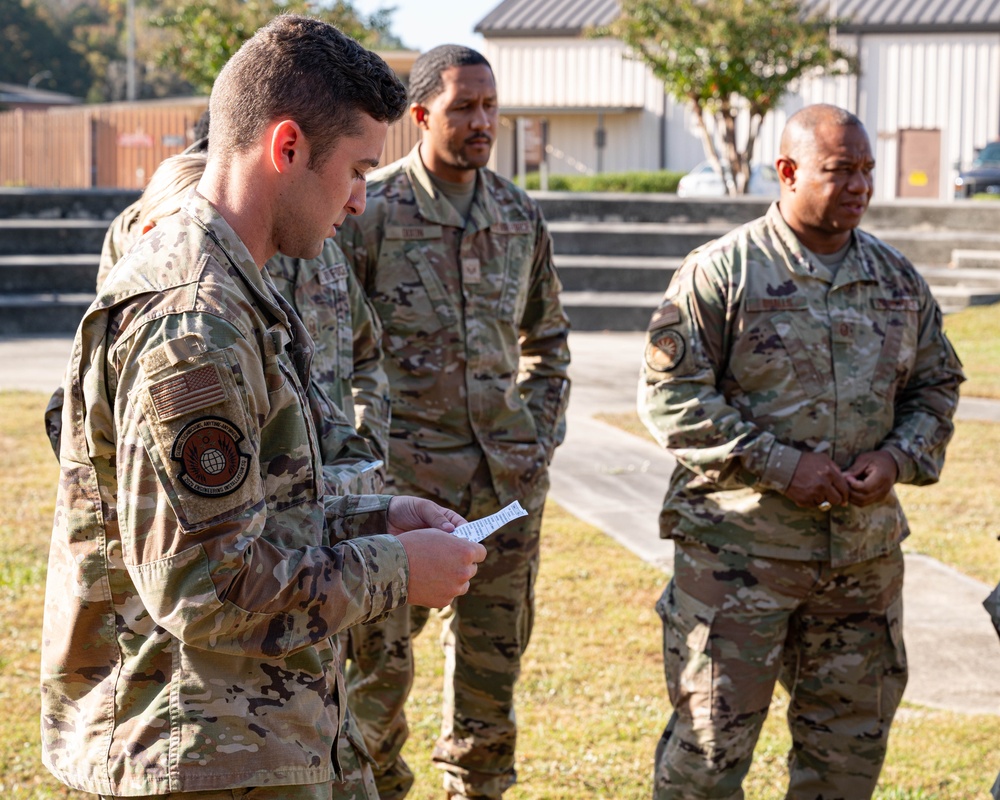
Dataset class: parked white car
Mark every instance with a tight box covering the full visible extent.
[677,160,781,198]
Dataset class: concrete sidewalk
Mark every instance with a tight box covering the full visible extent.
[550,331,1000,716]
[2,330,998,715]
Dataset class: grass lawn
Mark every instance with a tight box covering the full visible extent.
[942,304,1000,399]
[0,389,997,799]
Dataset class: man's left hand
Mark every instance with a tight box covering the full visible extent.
[387,496,467,534]
[844,450,899,507]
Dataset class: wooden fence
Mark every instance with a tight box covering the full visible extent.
[0,100,421,189]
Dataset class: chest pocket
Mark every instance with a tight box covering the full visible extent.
[309,263,353,379]
[375,226,457,336]
[869,296,922,398]
[732,298,826,404]
[493,220,535,324]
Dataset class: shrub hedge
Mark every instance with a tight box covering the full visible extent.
[522,169,685,193]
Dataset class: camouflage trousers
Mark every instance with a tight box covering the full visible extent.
[346,461,545,799]
[654,540,907,800]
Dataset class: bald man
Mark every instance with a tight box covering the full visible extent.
[638,104,964,799]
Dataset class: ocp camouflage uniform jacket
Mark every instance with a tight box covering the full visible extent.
[339,146,571,507]
[93,205,381,495]
[267,239,390,467]
[639,203,964,567]
[41,191,410,796]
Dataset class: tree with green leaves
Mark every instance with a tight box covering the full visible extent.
[601,0,855,195]
[0,0,94,100]
[149,0,402,95]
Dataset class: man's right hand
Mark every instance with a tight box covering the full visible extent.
[784,451,851,509]
[396,529,487,608]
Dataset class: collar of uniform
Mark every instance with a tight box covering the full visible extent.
[766,202,875,288]
[830,232,879,291]
[404,144,502,234]
[183,189,289,325]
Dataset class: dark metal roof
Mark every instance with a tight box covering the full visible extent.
[475,0,620,37]
[476,0,1000,38]
[804,0,1000,33]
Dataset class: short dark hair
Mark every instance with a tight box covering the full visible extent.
[409,44,493,106]
[209,15,407,168]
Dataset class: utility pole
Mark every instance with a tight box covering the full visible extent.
[126,0,137,101]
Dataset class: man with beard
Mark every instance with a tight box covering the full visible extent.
[339,44,571,800]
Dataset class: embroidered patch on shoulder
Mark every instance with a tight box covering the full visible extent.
[171,416,250,497]
[645,329,686,372]
[149,364,226,421]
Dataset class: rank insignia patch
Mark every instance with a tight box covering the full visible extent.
[171,416,250,497]
[645,329,686,372]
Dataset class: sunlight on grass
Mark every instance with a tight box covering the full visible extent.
[943,304,1000,399]
[0,391,995,799]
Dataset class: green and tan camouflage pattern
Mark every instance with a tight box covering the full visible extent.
[346,469,546,800]
[267,239,390,467]
[41,190,410,796]
[639,203,964,567]
[338,146,569,798]
[339,145,571,510]
[654,541,907,799]
[95,195,383,497]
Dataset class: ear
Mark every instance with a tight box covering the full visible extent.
[776,156,797,189]
[269,119,306,174]
[410,103,428,130]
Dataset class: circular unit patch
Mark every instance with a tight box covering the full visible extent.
[171,416,250,497]
[645,328,686,372]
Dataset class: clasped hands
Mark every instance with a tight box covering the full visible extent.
[785,450,899,511]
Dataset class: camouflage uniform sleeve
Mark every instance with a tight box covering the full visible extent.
[638,256,802,493]
[309,380,386,496]
[96,221,123,292]
[346,270,390,464]
[518,216,571,461]
[877,284,965,485]
[113,311,408,658]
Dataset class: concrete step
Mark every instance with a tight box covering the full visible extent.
[549,221,729,258]
[562,290,662,332]
[554,254,680,292]
[0,254,99,293]
[550,220,1000,266]
[535,191,1000,233]
[917,265,1000,287]
[874,228,1000,267]
[951,249,1000,269]
[0,219,109,256]
[0,293,92,335]
[0,188,138,221]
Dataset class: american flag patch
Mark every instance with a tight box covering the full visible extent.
[149,364,226,421]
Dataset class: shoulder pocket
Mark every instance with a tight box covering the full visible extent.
[131,347,261,532]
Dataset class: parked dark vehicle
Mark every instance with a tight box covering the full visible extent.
[954,141,1000,197]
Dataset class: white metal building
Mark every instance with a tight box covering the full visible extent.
[475,0,1000,200]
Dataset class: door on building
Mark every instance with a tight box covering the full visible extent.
[896,128,941,199]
